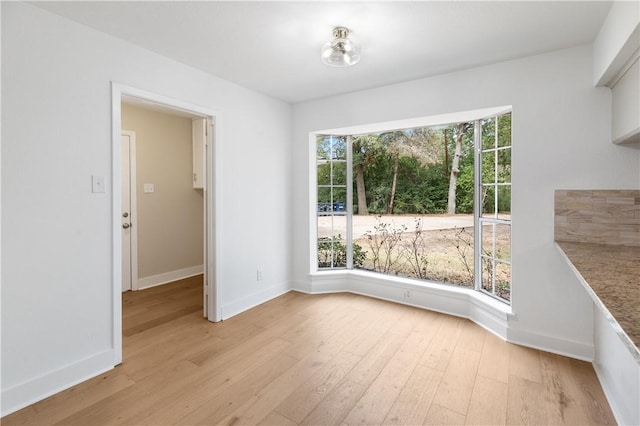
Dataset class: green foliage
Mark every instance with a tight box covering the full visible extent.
[352,134,383,169]
[393,157,449,214]
[455,152,475,214]
[317,235,365,268]
[317,158,347,204]
[318,113,511,216]
[362,152,452,214]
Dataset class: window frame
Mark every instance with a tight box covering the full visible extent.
[475,116,512,302]
[316,135,349,269]
[310,107,512,304]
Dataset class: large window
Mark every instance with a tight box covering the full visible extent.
[315,112,512,303]
[317,136,349,268]
[478,115,512,301]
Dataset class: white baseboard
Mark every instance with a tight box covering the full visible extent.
[305,272,350,293]
[468,293,510,338]
[506,327,594,361]
[136,265,203,290]
[291,280,313,293]
[220,281,292,320]
[302,271,594,361]
[1,349,115,417]
[349,273,469,317]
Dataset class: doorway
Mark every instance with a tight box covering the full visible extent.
[120,103,205,295]
[111,83,220,365]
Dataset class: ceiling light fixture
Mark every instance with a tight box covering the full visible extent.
[321,27,360,67]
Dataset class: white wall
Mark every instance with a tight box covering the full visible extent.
[1,2,292,415]
[593,0,640,86]
[292,46,640,359]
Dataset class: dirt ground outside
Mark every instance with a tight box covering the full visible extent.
[317,214,475,239]
[317,214,511,300]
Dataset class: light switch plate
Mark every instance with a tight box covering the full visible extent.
[91,175,105,193]
[143,183,155,193]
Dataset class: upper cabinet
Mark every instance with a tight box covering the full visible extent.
[593,1,640,148]
[612,59,640,147]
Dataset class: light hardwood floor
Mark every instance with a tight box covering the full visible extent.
[3,276,616,425]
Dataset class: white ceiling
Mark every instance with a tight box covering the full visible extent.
[32,1,612,104]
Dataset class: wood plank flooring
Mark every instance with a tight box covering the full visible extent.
[3,276,616,425]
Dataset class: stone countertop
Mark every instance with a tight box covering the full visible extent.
[556,241,640,360]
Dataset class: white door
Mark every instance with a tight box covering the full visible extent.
[197,118,210,318]
[204,118,219,321]
[121,132,135,292]
[191,118,214,318]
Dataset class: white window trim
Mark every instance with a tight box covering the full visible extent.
[309,106,511,273]
[476,115,513,301]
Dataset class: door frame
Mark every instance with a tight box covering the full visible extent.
[111,83,222,365]
[121,130,138,292]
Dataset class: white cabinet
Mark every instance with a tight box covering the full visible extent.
[192,118,206,189]
[592,3,639,148]
[612,58,640,148]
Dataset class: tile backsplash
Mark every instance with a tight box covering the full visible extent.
[554,190,640,247]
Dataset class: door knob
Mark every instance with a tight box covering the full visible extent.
[122,223,131,229]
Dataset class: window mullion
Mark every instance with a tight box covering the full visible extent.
[473,120,482,292]
[492,223,497,295]
[492,127,496,292]
[346,135,353,269]
[329,136,335,268]
[494,117,499,220]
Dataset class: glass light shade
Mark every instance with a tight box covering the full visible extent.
[321,27,360,67]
